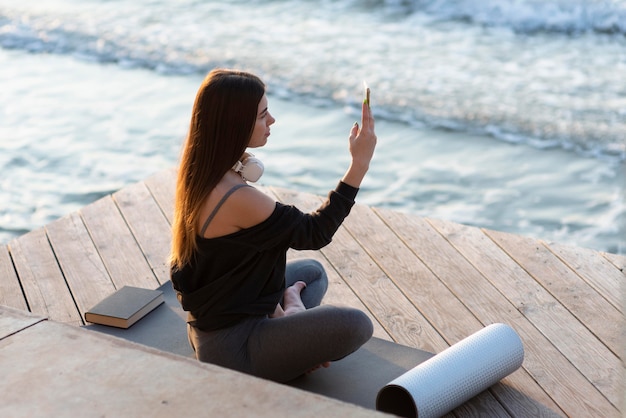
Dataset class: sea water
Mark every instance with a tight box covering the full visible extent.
[0,0,624,253]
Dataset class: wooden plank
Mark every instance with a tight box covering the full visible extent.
[544,241,622,312]
[601,251,625,272]
[347,204,484,342]
[485,229,623,361]
[376,208,619,417]
[343,205,563,417]
[0,305,45,340]
[270,187,450,354]
[143,167,176,224]
[8,228,82,325]
[428,217,618,414]
[45,212,116,317]
[80,195,160,290]
[0,245,28,311]
[112,182,172,285]
[453,394,512,418]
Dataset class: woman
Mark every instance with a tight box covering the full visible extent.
[170,69,377,382]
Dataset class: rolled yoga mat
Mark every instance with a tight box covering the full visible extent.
[376,323,524,418]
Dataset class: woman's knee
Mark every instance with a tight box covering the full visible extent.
[322,305,373,346]
[304,259,328,295]
[287,258,327,282]
[344,307,374,343]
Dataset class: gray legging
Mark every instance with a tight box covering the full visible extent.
[187,258,373,382]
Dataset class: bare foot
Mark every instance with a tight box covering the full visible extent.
[283,281,307,316]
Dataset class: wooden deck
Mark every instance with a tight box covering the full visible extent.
[1,167,624,417]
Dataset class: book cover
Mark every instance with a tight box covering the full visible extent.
[84,286,164,329]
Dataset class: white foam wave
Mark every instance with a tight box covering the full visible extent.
[384,0,626,35]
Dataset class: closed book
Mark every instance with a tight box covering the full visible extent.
[85,286,164,329]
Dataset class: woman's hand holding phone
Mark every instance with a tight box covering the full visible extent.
[342,83,377,188]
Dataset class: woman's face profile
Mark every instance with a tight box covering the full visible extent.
[248,94,275,148]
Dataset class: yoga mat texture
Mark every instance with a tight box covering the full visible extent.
[376,323,524,418]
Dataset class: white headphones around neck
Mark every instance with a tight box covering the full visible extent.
[232,153,264,182]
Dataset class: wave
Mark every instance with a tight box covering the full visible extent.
[1,3,624,162]
[374,0,626,35]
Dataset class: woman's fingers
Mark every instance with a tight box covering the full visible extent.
[347,97,376,163]
[360,100,367,129]
[360,100,374,131]
[341,92,377,187]
[350,121,359,138]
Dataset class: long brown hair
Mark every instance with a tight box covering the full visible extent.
[170,69,265,270]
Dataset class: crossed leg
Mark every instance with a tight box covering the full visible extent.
[281,280,331,373]
[252,259,372,382]
[248,304,373,382]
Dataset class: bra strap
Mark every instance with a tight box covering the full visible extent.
[200,184,251,236]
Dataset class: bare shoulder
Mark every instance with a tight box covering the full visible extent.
[198,182,277,238]
[229,185,277,228]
